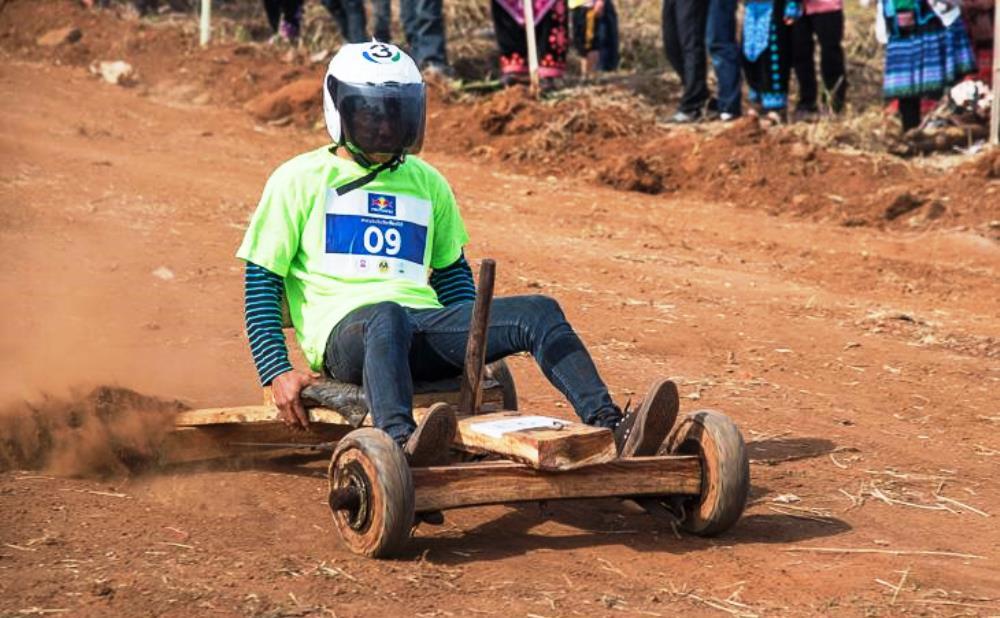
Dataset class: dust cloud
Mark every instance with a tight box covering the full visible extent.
[0,386,186,477]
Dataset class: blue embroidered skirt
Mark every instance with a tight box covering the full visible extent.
[883,18,977,99]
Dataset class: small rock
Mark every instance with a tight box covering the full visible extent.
[884,191,926,221]
[790,142,816,161]
[152,266,175,281]
[93,60,136,86]
[37,26,82,47]
[772,493,802,504]
[924,201,946,220]
[600,595,624,609]
[791,194,809,208]
[91,579,114,598]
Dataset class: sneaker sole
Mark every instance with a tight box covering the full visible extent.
[622,379,679,457]
[404,403,457,468]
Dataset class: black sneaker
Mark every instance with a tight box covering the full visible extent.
[613,379,679,457]
[404,402,457,467]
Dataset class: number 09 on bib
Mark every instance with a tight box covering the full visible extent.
[323,190,430,282]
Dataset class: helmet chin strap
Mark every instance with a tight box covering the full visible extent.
[330,141,405,197]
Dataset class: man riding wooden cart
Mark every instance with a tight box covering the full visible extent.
[173,41,750,558]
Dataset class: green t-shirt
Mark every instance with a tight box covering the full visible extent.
[237,146,470,370]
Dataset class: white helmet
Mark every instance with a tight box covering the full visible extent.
[323,42,426,158]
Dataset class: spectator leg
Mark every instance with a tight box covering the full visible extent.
[814,10,847,112]
[706,0,742,115]
[791,15,818,111]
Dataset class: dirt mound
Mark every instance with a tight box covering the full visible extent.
[245,77,322,126]
[432,90,997,233]
[597,154,668,194]
[0,386,186,477]
[3,0,325,109]
[962,148,1000,179]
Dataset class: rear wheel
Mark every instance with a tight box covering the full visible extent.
[328,428,414,557]
[663,410,749,536]
[485,360,518,411]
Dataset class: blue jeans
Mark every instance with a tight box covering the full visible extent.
[706,0,742,116]
[320,0,391,43]
[400,0,448,67]
[323,296,618,443]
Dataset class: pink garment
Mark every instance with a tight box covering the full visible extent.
[803,0,842,14]
[495,0,559,25]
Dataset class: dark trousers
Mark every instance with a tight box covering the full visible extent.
[263,0,303,32]
[324,296,617,443]
[661,0,709,114]
[706,0,741,115]
[898,96,921,131]
[598,0,621,71]
[321,0,392,43]
[791,10,847,112]
[400,0,448,68]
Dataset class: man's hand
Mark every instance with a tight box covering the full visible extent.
[270,369,320,430]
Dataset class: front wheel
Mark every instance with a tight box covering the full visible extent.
[328,428,414,558]
[663,410,749,536]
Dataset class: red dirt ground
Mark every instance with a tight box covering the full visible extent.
[2,2,999,617]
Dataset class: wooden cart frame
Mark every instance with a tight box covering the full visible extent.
[171,261,750,558]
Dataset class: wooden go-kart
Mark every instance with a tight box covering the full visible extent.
[170,260,750,558]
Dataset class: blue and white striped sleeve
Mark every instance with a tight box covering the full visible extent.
[429,252,477,306]
[244,261,293,386]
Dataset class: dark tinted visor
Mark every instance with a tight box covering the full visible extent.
[336,81,426,155]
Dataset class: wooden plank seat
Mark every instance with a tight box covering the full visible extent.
[296,374,509,427]
[172,405,614,471]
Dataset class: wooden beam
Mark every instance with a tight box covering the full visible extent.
[174,386,505,428]
[522,0,540,96]
[458,259,495,414]
[435,411,616,471]
[161,424,349,464]
[174,406,347,426]
[411,456,702,512]
[199,0,211,46]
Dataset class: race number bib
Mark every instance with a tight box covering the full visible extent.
[323,189,430,282]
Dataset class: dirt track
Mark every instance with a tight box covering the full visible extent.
[2,4,1000,617]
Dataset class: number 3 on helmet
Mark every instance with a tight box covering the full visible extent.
[323,42,427,159]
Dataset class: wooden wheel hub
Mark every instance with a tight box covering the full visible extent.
[331,461,372,532]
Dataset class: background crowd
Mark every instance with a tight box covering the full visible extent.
[90,0,995,133]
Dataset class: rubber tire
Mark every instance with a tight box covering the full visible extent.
[328,428,414,558]
[485,360,519,411]
[664,410,749,536]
